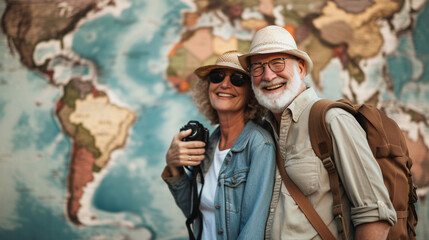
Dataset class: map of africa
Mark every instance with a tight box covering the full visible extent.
[0,0,428,239]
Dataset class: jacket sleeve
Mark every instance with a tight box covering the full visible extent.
[161,166,193,218]
[326,108,397,227]
[237,137,276,239]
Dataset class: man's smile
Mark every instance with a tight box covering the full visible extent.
[259,78,287,92]
[264,83,285,91]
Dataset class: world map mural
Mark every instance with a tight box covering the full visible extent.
[0,0,428,239]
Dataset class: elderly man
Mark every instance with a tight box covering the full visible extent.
[238,25,397,240]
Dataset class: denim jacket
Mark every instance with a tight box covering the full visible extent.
[163,120,276,240]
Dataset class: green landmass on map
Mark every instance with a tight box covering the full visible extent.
[75,124,102,159]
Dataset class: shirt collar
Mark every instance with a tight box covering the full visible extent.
[265,87,319,126]
[287,87,319,122]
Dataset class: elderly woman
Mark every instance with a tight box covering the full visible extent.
[162,50,276,240]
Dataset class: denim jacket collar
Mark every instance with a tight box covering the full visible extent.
[201,120,257,174]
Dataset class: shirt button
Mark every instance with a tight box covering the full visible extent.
[232,179,237,184]
[218,230,223,235]
[216,205,220,209]
[270,208,275,213]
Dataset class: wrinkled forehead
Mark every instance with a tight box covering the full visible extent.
[250,52,292,64]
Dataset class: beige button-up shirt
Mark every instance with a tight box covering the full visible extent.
[264,88,397,239]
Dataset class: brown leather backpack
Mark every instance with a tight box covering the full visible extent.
[308,99,418,240]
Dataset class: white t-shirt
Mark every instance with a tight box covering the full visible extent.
[198,140,230,239]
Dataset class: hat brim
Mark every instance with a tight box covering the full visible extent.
[238,49,313,76]
[194,64,250,80]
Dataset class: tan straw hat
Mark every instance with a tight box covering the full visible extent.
[238,25,313,76]
[194,50,249,79]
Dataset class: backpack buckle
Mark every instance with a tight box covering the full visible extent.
[322,157,336,174]
[335,213,348,239]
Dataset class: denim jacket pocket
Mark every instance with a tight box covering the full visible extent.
[224,170,248,213]
[284,157,321,196]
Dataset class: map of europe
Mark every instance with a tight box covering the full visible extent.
[0,0,428,239]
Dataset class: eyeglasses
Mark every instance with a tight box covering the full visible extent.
[209,70,249,87]
[249,57,288,77]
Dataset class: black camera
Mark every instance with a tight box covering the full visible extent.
[180,120,209,144]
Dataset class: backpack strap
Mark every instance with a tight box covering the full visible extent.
[309,99,357,158]
[275,143,336,240]
[308,99,357,240]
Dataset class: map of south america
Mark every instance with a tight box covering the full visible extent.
[2,0,135,225]
[57,78,135,224]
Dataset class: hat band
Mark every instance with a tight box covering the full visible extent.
[216,61,244,70]
[250,42,297,53]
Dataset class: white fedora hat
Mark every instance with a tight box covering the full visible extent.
[194,50,250,79]
[239,25,313,76]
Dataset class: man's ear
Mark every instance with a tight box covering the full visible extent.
[297,59,306,79]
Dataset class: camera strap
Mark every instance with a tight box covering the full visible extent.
[185,165,204,240]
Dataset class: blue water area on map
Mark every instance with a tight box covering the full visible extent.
[0,99,5,121]
[11,112,34,151]
[387,36,413,98]
[34,113,62,149]
[414,2,429,84]
[387,2,429,100]
[9,192,80,240]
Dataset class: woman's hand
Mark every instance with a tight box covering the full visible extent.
[165,129,206,176]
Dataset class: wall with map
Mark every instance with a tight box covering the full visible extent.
[0,0,428,239]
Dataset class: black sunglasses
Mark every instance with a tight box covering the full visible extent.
[208,70,249,87]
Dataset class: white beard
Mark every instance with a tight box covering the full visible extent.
[252,65,303,114]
